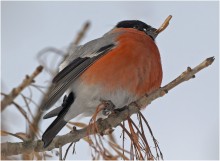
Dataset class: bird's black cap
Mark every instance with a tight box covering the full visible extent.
[116,20,158,40]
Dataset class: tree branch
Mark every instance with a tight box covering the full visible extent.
[73,21,90,45]
[1,57,215,157]
[1,66,43,112]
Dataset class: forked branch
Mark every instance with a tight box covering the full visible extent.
[1,66,43,111]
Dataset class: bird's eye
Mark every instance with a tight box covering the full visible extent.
[143,28,147,32]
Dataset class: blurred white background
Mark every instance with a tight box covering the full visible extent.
[1,1,219,160]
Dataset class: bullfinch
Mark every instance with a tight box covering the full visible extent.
[41,20,163,148]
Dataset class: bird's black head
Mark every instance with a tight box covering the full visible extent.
[116,20,158,40]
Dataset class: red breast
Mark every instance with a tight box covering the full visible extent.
[80,28,162,99]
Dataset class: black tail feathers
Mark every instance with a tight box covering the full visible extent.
[42,114,67,148]
[42,92,74,148]
[43,105,63,119]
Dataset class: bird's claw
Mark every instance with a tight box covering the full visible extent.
[100,100,115,116]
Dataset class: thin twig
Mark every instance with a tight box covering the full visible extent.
[120,121,145,159]
[108,142,129,160]
[0,130,25,141]
[129,117,154,159]
[0,57,215,157]
[155,15,172,34]
[11,101,37,136]
[137,113,154,160]
[127,118,144,159]
[138,112,163,160]
[122,121,125,158]
[73,21,90,45]
[59,145,62,161]
[30,84,46,95]
[21,94,39,109]
[63,142,74,161]
[37,47,65,76]
[1,66,43,111]
[106,139,130,155]
[28,109,44,140]
[130,141,134,160]
[20,94,35,120]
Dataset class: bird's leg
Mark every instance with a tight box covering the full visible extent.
[100,99,115,116]
[110,106,128,117]
[114,105,127,112]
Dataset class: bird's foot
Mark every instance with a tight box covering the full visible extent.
[100,100,115,116]
[109,106,128,116]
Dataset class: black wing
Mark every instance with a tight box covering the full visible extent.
[52,57,88,83]
[40,44,115,111]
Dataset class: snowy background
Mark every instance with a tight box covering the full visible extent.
[1,1,219,160]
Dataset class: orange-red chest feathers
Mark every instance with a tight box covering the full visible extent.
[81,28,162,97]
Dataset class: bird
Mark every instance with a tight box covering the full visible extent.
[41,20,163,148]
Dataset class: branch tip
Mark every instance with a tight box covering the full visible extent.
[36,65,44,72]
[206,56,215,65]
[84,21,91,28]
[1,65,44,111]
[155,15,172,34]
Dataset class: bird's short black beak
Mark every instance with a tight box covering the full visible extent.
[145,27,158,40]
